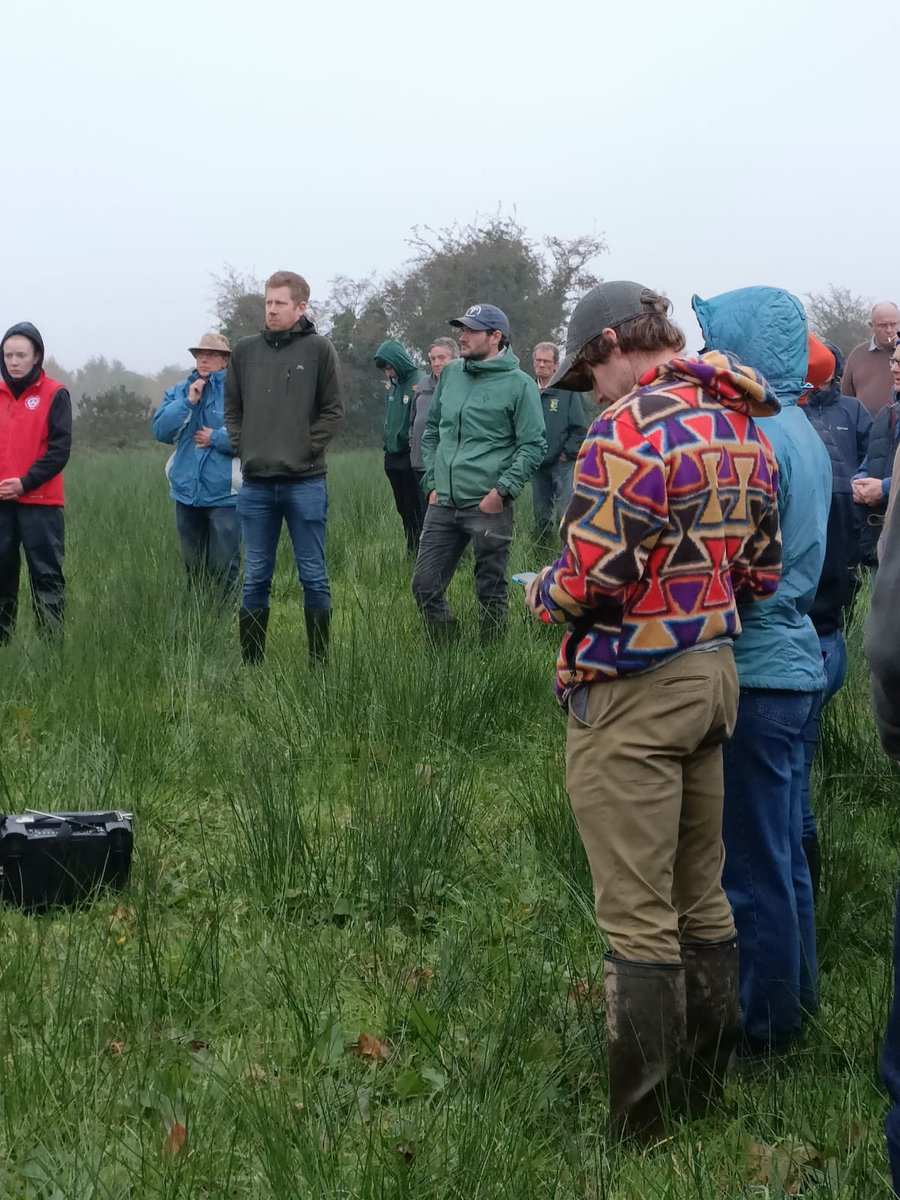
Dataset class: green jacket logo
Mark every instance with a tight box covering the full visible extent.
[549,398,559,412]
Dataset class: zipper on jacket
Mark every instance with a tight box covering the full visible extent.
[448,384,473,509]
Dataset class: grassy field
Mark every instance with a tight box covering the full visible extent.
[0,448,897,1198]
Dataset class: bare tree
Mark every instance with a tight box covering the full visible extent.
[806,285,871,357]
[210,264,265,345]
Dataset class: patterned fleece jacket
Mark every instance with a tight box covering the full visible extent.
[536,351,783,701]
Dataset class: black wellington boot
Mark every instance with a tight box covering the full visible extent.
[304,608,330,667]
[604,952,687,1142]
[0,599,17,645]
[679,938,740,1117]
[239,607,269,664]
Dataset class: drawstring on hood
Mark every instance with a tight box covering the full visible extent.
[1,322,45,398]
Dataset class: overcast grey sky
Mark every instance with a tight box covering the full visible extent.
[3,0,894,373]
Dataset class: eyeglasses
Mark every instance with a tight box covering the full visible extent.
[891,358,900,367]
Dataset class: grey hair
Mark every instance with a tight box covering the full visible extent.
[533,341,560,365]
[429,336,459,357]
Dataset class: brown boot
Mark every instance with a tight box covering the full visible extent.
[604,952,687,1141]
[679,938,740,1116]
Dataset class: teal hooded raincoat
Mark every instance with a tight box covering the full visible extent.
[692,286,831,692]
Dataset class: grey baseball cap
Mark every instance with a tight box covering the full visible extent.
[549,281,661,390]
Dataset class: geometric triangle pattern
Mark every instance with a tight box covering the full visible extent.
[538,352,783,697]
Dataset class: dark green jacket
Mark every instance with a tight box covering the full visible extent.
[374,340,422,456]
[540,387,590,467]
[422,349,546,508]
[224,318,344,480]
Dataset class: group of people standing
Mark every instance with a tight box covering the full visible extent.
[4,273,900,1181]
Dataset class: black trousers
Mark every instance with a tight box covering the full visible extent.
[411,501,514,635]
[384,454,426,555]
[0,502,65,632]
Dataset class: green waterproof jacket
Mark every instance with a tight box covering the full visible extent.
[540,387,590,467]
[422,349,546,508]
[374,340,422,456]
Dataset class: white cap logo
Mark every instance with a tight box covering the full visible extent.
[466,305,482,316]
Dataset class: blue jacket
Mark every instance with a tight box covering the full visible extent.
[693,287,831,692]
[805,342,871,477]
[151,368,240,507]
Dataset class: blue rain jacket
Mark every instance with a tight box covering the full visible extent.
[692,287,831,692]
[151,368,240,507]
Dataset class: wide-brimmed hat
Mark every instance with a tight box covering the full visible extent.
[189,332,231,356]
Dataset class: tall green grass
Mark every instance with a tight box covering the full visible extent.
[0,449,894,1196]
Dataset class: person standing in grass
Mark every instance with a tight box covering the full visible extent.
[842,301,900,416]
[0,322,72,643]
[526,281,782,1138]
[531,341,589,541]
[152,332,240,598]
[225,270,344,665]
[373,340,424,556]
[410,337,458,497]
[852,347,900,576]
[694,287,831,1061]
[413,303,545,643]
[799,334,869,896]
[865,444,900,1197]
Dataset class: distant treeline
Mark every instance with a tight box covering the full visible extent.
[50,214,873,452]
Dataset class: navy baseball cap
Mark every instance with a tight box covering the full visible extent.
[449,304,510,337]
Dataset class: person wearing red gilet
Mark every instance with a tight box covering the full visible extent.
[0,322,72,642]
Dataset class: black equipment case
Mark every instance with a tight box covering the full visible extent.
[0,811,133,911]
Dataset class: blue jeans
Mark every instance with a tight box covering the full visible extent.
[800,630,848,840]
[174,502,240,594]
[722,688,818,1046]
[532,459,575,531]
[884,888,900,1195]
[238,478,331,612]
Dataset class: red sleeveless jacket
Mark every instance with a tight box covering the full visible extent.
[0,372,66,506]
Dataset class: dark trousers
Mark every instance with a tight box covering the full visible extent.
[0,501,65,638]
[385,455,425,555]
[532,459,575,534]
[722,688,818,1048]
[174,502,240,596]
[411,501,514,635]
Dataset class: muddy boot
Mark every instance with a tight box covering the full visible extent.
[679,938,740,1117]
[304,608,330,667]
[239,607,269,664]
[604,953,687,1141]
[0,599,17,645]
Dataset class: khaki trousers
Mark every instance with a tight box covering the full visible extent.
[566,647,739,962]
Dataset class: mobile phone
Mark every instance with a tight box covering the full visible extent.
[512,572,539,588]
